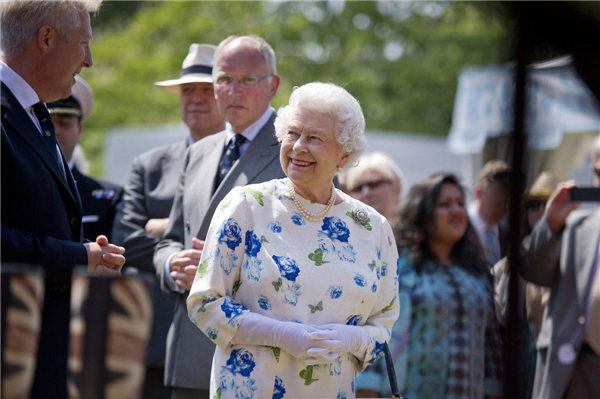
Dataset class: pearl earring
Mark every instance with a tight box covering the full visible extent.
[337,166,343,172]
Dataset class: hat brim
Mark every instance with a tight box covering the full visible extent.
[154,74,213,94]
[48,108,82,117]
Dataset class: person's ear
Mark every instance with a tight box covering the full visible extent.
[37,25,55,55]
[475,183,482,199]
[77,122,83,140]
[337,152,351,170]
[267,75,280,101]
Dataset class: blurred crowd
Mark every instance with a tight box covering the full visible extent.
[2,1,599,399]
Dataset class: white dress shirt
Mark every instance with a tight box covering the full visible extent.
[468,201,501,265]
[223,106,274,155]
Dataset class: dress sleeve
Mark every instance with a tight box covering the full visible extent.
[186,186,251,349]
[359,220,401,371]
[484,278,504,397]
[357,248,415,396]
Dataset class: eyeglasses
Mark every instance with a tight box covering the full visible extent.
[526,200,546,210]
[213,74,273,88]
[350,179,392,194]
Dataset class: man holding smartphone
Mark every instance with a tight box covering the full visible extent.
[520,137,600,399]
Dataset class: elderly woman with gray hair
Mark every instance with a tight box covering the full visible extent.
[343,152,404,221]
[187,82,400,399]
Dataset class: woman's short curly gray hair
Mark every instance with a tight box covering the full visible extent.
[274,82,367,173]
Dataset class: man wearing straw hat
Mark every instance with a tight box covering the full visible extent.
[111,43,224,398]
[47,76,123,242]
[153,35,285,399]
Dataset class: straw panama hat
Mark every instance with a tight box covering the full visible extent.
[154,44,216,94]
[526,171,559,200]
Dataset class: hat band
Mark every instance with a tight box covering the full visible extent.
[48,108,82,116]
[181,65,212,77]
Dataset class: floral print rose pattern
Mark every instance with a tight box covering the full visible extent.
[187,179,400,398]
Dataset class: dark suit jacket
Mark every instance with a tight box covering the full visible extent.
[499,219,510,259]
[111,140,187,367]
[153,113,286,390]
[72,166,122,242]
[1,82,87,399]
[521,208,600,399]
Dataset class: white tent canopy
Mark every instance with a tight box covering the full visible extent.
[448,56,600,154]
[448,56,600,184]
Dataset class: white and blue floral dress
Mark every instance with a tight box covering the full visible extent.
[187,178,400,399]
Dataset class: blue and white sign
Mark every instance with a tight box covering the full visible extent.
[448,57,600,154]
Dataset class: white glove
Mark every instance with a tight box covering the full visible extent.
[306,323,369,365]
[231,312,341,360]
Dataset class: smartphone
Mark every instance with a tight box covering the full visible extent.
[570,187,600,202]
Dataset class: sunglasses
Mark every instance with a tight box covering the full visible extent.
[350,179,392,194]
[526,200,546,210]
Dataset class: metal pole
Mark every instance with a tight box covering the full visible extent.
[504,14,529,399]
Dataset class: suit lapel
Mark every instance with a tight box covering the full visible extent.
[574,208,600,307]
[1,83,74,200]
[189,133,226,236]
[72,167,90,207]
[196,114,280,238]
[235,115,280,185]
[211,114,279,203]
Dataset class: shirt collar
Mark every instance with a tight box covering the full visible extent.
[224,106,274,144]
[1,62,41,111]
[468,201,498,236]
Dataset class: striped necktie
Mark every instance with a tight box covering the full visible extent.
[32,102,61,167]
[216,134,247,187]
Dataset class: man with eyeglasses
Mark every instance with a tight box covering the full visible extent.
[153,35,285,399]
[468,160,512,267]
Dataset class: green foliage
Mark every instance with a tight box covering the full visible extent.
[81,1,512,176]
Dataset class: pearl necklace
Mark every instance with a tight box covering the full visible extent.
[288,181,336,223]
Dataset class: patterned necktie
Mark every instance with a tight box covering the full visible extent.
[32,102,61,167]
[216,134,247,187]
[485,227,500,266]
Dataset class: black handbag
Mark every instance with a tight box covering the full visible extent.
[383,342,404,399]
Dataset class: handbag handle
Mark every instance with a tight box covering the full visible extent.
[383,341,404,399]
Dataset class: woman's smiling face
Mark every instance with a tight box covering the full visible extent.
[428,182,468,247]
[280,106,349,194]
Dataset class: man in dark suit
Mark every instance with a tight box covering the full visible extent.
[521,140,600,399]
[0,1,125,398]
[468,160,512,267]
[153,35,286,399]
[47,76,123,241]
[111,43,224,399]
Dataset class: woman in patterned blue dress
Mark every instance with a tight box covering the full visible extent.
[187,82,400,399]
[356,173,503,399]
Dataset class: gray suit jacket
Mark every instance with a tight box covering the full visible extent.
[111,139,187,366]
[521,207,600,399]
[153,113,285,390]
